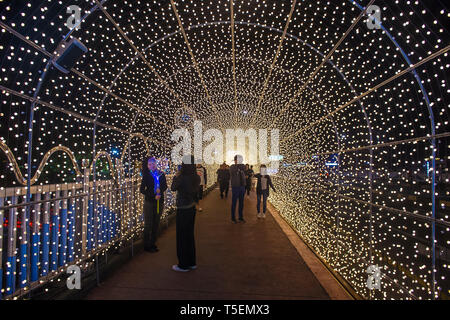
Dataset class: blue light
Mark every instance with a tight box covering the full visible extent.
[325,162,338,167]
[111,148,120,157]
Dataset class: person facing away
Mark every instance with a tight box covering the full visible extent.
[217,162,230,198]
[229,155,247,223]
[245,164,254,196]
[254,164,276,219]
[140,157,167,252]
[170,155,200,272]
[195,163,207,212]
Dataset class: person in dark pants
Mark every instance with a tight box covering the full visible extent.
[171,155,200,272]
[140,157,167,252]
[229,155,247,223]
[217,162,230,198]
[225,164,231,198]
[245,164,254,196]
[254,164,276,219]
[196,163,207,212]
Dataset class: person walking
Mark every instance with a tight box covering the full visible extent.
[196,163,207,211]
[140,157,167,252]
[245,164,254,196]
[217,162,230,198]
[254,164,276,218]
[171,155,200,272]
[229,155,247,223]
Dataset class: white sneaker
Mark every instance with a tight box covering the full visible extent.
[257,213,262,218]
[172,265,190,272]
[262,213,266,219]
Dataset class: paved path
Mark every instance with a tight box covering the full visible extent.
[86,188,330,300]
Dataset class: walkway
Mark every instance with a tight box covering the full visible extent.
[86,188,331,300]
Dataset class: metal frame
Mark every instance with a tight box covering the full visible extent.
[0,0,447,301]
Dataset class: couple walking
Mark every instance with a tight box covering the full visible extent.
[229,155,276,223]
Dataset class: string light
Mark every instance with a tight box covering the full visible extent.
[0,0,448,300]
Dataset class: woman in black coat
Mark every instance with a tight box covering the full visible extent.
[170,155,200,272]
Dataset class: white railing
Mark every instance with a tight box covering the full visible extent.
[0,169,177,300]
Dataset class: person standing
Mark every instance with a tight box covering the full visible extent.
[217,162,230,198]
[245,164,254,196]
[229,155,247,223]
[140,157,167,252]
[171,155,200,272]
[196,163,207,211]
[254,164,276,219]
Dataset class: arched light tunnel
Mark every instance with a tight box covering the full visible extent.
[0,0,449,301]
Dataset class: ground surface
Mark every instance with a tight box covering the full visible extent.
[86,188,330,300]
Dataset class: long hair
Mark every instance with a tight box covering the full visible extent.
[142,157,150,176]
[180,155,196,176]
[141,158,152,189]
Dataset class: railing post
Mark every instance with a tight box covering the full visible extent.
[30,192,41,282]
[19,190,29,289]
[94,180,100,286]
[128,178,132,257]
[59,190,68,267]
[50,190,60,272]
[106,180,111,242]
[124,180,128,237]
[93,180,98,249]
[115,159,122,239]
[0,195,4,299]
[102,180,107,244]
[6,195,18,295]
[81,159,90,256]
[67,186,76,263]
[110,179,115,242]
[97,180,102,246]
[105,181,110,243]
[41,192,50,276]
[110,180,115,241]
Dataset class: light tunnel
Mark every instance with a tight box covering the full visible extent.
[0,0,449,301]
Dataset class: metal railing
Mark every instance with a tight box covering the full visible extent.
[0,168,177,300]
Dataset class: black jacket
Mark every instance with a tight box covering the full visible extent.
[140,169,168,202]
[245,169,254,185]
[171,174,200,209]
[230,164,247,187]
[254,174,276,195]
[217,168,230,183]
